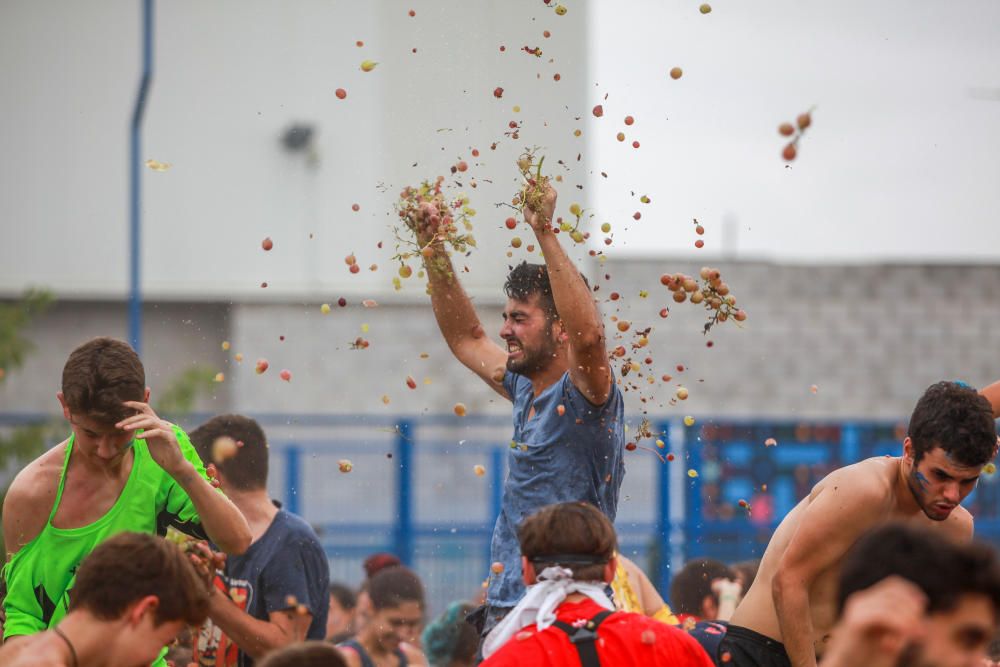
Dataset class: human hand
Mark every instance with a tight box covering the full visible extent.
[183,540,226,587]
[523,182,557,232]
[116,401,187,476]
[838,576,926,664]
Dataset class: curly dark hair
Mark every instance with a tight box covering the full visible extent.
[503,261,590,323]
[907,381,996,467]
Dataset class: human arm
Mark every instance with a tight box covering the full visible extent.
[981,380,1000,418]
[819,577,925,667]
[416,208,509,398]
[205,587,312,660]
[712,578,742,621]
[2,461,59,640]
[772,483,883,667]
[523,185,611,405]
[116,402,251,555]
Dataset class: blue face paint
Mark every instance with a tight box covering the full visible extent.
[914,470,931,492]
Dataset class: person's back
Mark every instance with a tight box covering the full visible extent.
[481,501,713,667]
[483,597,712,666]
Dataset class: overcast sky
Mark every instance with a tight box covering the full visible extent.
[588,0,1000,263]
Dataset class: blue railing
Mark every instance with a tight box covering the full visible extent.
[2,412,997,616]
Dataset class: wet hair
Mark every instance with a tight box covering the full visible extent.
[669,558,736,617]
[189,414,269,491]
[503,261,589,323]
[329,582,357,610]
[517,502,617,582]
[907,381,996,467]
[257,641,348,667]
[70,532,210,627]
[421,601,478,667]
[368,565,425,611]
[838,523,1000,618]
[61,337,145,425]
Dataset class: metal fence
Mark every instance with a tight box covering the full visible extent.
[2,413,998,617]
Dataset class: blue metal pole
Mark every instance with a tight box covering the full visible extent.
[284,445,301,515]
[129,0,153,353]
[488,446,504,563]
[656,420,671,593]
[395,420,414,565]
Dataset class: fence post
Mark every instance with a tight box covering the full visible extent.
[395,420,414,565]
[487,445,504,562]
[284,444,301,515]
[685,422,703,558]
[840,422,860,465]
[656,420,671,593]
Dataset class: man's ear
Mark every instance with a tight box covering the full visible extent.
[57,392,71,420]
[902,437,915,464]
[602,556,617,584]
[522,557,536,586]
[128,595,160,627]
[143,387,151,403]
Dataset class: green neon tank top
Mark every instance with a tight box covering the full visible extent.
[2,425,210,640]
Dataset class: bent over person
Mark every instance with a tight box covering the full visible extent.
[415,182,625,638]
[1,337,251,650]
[722,380,999,667]
[0,532,212,667]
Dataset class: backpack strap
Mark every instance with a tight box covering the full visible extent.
[551,610,615,667]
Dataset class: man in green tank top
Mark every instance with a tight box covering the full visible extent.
[1,337,252,644]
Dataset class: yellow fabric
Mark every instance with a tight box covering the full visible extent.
[611,558,642,613]
[611,557,680,625]
[653,604,680,625]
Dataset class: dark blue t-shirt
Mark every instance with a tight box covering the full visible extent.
[487,370,625,607]
[200,510,330,667]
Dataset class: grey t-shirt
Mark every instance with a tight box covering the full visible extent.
[487,370,625,607]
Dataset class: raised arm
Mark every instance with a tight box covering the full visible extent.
[417,211,509,399]
[981,380,1000,419]
[117,402,251,555]
[773,482,882,667]
[524,185,611,405]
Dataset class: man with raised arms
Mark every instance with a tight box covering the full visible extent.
[414,183,624,638]
[1,337,251,647]
[721,381,999,667]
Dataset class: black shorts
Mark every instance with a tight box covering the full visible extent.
[717,624,792,667]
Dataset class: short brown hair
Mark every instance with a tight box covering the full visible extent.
[61,337,145,424]
[258,641,348,667]
[368,566,425,611]
[70,532,210,627]
[189,414,269,491]
[517,502,617,581]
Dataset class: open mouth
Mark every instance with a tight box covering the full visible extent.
[507,341,523,356]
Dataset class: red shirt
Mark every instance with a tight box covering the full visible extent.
[481,599,716,667]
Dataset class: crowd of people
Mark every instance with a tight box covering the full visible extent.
[2,183,1000,666]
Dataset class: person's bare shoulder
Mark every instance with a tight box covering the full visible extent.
[938,505,974,542]
[808,457,896,509]
[400,642,428,666]
[0,634,66,667]
[2,442,66,555]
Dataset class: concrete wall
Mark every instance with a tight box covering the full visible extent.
[0,0,591,300]
[5,259,998,421]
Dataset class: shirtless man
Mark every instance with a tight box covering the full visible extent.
[2,337,251,646]
[721,380,999,667]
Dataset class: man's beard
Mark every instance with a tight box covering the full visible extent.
[906,469,948,522]
[506,336,558,375]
